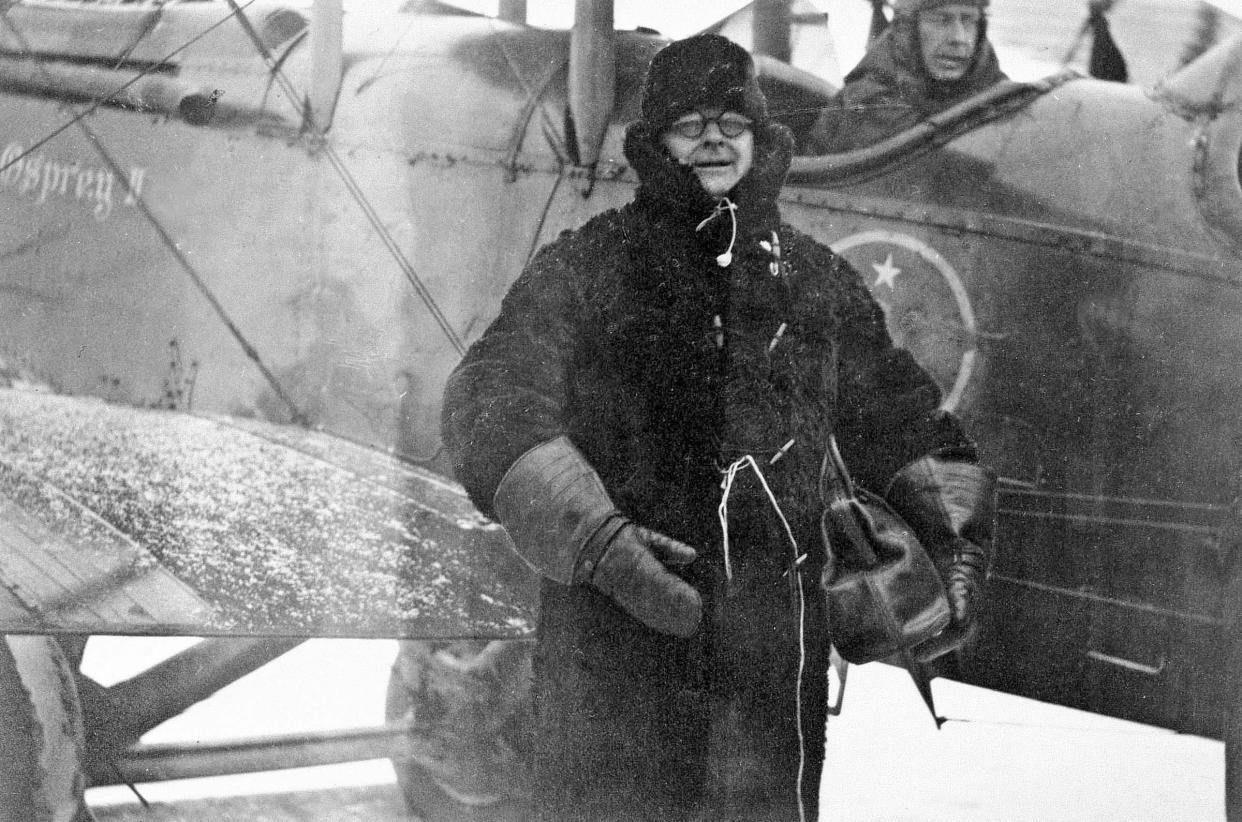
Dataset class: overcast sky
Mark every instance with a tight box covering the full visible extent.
[446,0,758,38]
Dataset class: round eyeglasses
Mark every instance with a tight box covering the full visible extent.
[668,111,753,140]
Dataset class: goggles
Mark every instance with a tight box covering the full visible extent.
[920,8,983,28]
[667,111,754,140]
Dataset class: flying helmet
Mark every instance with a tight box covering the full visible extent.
[891,0,989,14]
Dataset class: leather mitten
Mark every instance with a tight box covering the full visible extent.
[493,436,702,637]
[884,454,996,661]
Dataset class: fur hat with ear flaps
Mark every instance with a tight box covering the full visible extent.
[623,34,794,228]
[638,33,768,132]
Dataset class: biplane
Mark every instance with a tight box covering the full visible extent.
[3,0,1242,819]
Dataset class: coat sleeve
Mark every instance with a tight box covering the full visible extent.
[826,253,976,493]
[441,239,591,519]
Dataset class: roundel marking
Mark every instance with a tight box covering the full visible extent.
[832,230,978,412]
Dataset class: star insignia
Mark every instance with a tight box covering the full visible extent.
[871,253,902,289]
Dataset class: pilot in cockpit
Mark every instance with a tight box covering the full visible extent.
[802,0,1008,153]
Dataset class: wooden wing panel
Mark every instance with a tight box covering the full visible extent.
[0,493,212,631]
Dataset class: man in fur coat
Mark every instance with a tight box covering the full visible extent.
[804,0,1008,153]
[442,33,994,821]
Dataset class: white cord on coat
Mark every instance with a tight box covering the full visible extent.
[695,197,739,267]
[717,453,812,822]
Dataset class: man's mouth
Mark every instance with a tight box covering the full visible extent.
[694,159,733,169]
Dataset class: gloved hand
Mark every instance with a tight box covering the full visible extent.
[945,538,987,627]
[910,537,987,662]
[493,436,702,637]
[883,453,996,662]
[575,520,701,637]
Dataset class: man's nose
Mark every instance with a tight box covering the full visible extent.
[947,19,972,44]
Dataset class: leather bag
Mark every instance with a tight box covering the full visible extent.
[819,435,951,664]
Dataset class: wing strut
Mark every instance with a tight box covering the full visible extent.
[568,0,615,180]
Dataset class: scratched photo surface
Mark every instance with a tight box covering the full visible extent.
[1,1,1241,820]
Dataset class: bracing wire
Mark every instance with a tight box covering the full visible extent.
[0,0,259,177]
[0,3,309,425]
[489,15,569,161]
[222,0,467,358]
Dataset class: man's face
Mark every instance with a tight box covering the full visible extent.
[661,108,755,199]
[917,4,982,81]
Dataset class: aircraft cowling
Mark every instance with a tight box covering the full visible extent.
[1154,33,1242,254]
[789,71,1230,257]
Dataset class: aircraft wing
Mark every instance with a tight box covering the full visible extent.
[0,388,537,639]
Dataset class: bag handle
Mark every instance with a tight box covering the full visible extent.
[826,434,855,498]
[820,434,880,568]
[818,338,855,503]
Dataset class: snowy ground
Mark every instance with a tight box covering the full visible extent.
[81,636,1226,821]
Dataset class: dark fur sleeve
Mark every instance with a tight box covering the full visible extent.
[819,246,975,491]
[441,237,589,518]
